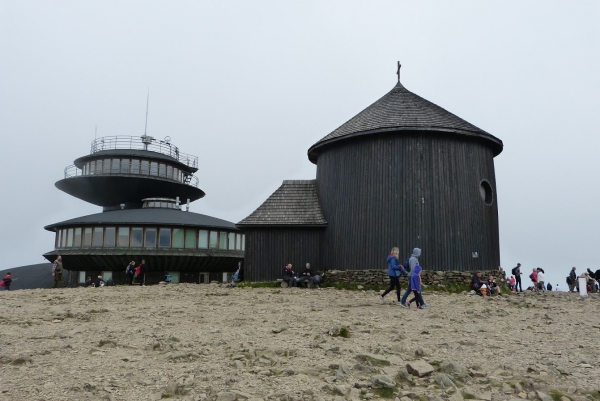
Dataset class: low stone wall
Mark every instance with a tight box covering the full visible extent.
[321,269,506,287]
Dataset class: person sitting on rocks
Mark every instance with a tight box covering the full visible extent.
[227,261,244,288]
[546,282,553,291]
[83,277,93,287]
[486,275,500,296]
[471,271,485,295]
[94,275,104,288]
[298,263,318,288]
[282,263,296,288]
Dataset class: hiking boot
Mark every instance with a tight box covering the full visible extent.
[397,301,406,307]
[379,296,385,303]
[421,304,430,309]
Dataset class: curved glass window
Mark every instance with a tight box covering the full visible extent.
[111,159,120,173]
[117,227,129,247]
[61,229,67,247]
[120,159,130,174]
[241,235,245,251]
[130,227,143,247]
[159,228,171,247]
[172,228,184,248]
[73,228,82,247]
[92,227,104,247]
[235,234,241,250]
[198,230,208,249]
[131,159,140,174]
[104,227,116,247]
[150,162,158,176]
[83,228,92,247]
[159,163,166,177]
[167,165,173,179]
[144,228,156,247]
[228,233,235,250]
[209,231,218,249]
[141,160,149,175]
[185,229,196,248]
[103,159,111,174]
[219,232,227,249]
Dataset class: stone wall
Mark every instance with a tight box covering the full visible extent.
[321,269,506,288]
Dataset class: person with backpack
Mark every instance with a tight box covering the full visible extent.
[511,263,522,292]
[125,261,136,286]
[567,267,577,292]
[1,272,13,290]
[52,255,66,288]
[380,247,407,305]
[529,268,538,292]
[400,248,428,308]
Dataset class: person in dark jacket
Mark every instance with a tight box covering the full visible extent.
[125,261,136,285]
[513,263,523,292]
[94,275,104,287]
[380,247,406,304]
[1,272,13,290]
[137,259,147,286]
[400,248,428,308]
[298,263,318,288]
[568,267,577,292]
[83,277,93,287]
[282,263,296,288]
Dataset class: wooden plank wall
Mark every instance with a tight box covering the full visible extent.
[315,132,500,272]
[244,228,323,282]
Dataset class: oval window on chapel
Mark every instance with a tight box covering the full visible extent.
[479,180,493,205]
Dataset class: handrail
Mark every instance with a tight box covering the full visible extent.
[63,165,200,188]
[90,136,198,169]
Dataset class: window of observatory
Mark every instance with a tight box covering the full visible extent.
[198,230,208,249]
[209,231,218,249]
[172,228,184,248]
[83,227,92,247]
[219,232,227,249]
[131,159,140,174]
[144,228,157,247]
[159,228,171,248]
[185,229,196,248]
[480,180,493,205]
[92,227,104,247]
[130,227,143,247]
[117,227,130,247]
[73,228,82,247]
[104,227,116,247]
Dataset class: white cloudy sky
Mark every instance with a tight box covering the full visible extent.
[1,1,599,289]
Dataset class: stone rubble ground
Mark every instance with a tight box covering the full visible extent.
[0,284,599,401]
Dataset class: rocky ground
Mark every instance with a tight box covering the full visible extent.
[0,284,599,401]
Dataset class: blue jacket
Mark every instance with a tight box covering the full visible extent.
[387,255,407,277]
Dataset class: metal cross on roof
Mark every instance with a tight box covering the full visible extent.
[396,61,401,82]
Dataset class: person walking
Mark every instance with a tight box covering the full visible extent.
[512,263,523,292]
[380,247,406,305]
[408,265,425,309]
[52,255,66,288]
[568,267,577,292]
[400,248,428,308]
[125,261,136,285]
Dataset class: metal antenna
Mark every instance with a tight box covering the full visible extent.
[396,61,401,82]
[144,88,150,136]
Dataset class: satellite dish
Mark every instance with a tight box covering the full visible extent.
[164,136,171,144]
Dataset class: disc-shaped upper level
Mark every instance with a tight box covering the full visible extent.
[307,81,503,163]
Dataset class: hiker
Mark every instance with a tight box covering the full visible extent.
[530,268,538,292]
[555,283,560,292]
[282,263,296,288]
[567,267,577,292]
[125,261,136,285]
[1,272,13,290]
[512,263,523,292]
[400,248,428,308]
[536,268,546,292]
[407,265,425,309]
[52,255,66,288]
[228,261,244,287]
[83,276,93,287]
[487,274,500,296]
[298,263,318,288]
[509,275,516,291]
[546,283,553,291]
[136,259,147,286]
[471,271,485,295]
[380,247,406,304]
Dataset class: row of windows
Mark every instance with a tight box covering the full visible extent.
[82,159,186,183]
[55,227,245,251]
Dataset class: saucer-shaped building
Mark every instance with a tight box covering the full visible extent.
[239,73,503,281]
[44,136,244,285]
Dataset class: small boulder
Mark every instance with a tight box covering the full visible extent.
[537,392,553,401]
[406,360,435,377]
[433,373,455,388]
[371,374,396,389]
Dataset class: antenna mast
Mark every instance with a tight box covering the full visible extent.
[144,88,150,136]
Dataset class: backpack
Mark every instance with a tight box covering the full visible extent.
[511,267,518,275]
[135,266,142,276]
[0,280,4,287]
[529,273,534,281]
[403,258,411,273]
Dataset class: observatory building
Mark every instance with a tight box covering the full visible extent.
[239,71,503,281]
[44,135,244,285]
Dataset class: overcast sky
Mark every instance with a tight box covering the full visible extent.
[1,1,599,289]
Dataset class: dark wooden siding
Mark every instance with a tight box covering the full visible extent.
[244,228,323,282]
[316,132,500,272]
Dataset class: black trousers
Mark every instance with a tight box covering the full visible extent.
[410,290,424,307]
[515,275,522,292]
[381,276,401,301]
[138,273,145,286]
[128,273,134,285]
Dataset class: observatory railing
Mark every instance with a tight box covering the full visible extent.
[90,136,198,169]
[63,165,200,188]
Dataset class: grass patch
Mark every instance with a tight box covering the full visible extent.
[463,393,476,399]
[427,283,472,294]
[152,343,161,350]
[237,282,281,288]
[374,388,396,399]
[321,282,387,291]
[161,393,173,399]
[169,336,180,343]
[338,326,350,338]
[549,390,570,401]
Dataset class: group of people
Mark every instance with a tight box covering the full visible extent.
[125,260,148,286]
[380,247,428,309]
[0,272,13,290]
[282,263,320,288]
[566,267,600,293]
[471,271,501,296]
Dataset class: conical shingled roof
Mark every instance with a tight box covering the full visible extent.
[237,180,327,227]
[307,81,503,163]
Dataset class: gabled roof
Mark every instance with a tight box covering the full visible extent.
[44,208,238,231]
[308,81,503,163]
[237,180,327,227]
